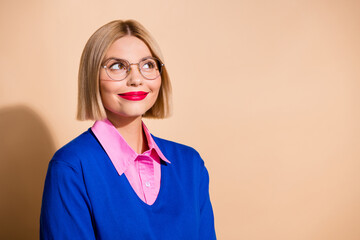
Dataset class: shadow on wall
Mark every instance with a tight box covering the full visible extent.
[0,105,55,240]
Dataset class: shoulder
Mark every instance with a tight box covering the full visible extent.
[152,135,199,155]
[152,135,203,163]
[152,136,209,185]
[51,129,99,170]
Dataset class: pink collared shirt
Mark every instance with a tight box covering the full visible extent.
[91,119,170,205]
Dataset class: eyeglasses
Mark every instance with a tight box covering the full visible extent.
[101,57,164,81]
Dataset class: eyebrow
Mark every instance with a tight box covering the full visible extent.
[102,56,153,65]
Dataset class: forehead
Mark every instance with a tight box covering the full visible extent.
[105,36,152,61]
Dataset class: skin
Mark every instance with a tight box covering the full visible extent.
[99,36,162,154]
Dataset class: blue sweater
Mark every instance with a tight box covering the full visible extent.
[40,129,216,239]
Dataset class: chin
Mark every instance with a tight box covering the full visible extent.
[107,107,150,119]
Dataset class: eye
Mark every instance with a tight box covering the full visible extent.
[109,61,127,70]
[142,59,157,70]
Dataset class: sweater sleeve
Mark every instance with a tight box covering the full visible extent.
[198,156,217,240]
[40,160,96,240]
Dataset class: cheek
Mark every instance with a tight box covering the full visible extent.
[99,82,119,104]
[99,69,108,80]
[151,78,162,94]
[146,80,161,108]
[99,82,109,98]
[100,81,121,94]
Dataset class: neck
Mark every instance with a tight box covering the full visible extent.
[106,112,148,154]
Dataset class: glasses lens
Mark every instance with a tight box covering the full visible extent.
[105,59,129,80]
[140,58,162,79]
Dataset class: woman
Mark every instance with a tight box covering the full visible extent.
[40,19,216,240]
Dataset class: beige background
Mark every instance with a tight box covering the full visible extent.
[1,0,360,239]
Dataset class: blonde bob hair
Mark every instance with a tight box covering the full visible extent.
[77,19,172,120]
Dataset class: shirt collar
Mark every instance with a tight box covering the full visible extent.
[91,119,170,176]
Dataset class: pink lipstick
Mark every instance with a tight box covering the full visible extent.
[118,91,149,101]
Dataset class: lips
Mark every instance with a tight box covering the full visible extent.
[118,91,149,101]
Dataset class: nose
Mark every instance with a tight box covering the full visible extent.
[126,64,143,86]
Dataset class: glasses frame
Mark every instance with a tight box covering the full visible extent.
[101,56,164,81]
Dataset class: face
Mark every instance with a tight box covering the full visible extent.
[99,36,161,121]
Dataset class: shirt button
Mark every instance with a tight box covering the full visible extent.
[145,182,151,187]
